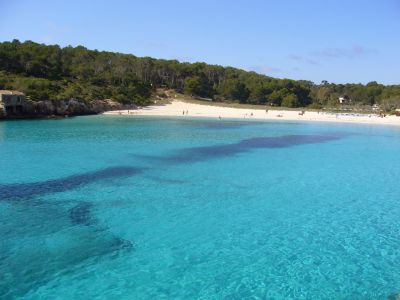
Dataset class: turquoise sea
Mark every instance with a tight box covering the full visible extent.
[1,115,400,299]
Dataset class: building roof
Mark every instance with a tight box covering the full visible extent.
[0,90,25,96]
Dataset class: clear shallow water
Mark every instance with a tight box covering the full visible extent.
[1,116,400,299]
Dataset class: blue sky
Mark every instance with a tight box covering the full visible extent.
[1,0,399,84]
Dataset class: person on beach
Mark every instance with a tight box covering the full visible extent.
[186,110,188,115]
[183,110,185,115]
[219,115,221,120]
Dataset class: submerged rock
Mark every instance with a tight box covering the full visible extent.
[388,293,400,300]
[69,202,93,226]
[110,237,134,250]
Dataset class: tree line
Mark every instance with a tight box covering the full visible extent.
[0,40,399,109]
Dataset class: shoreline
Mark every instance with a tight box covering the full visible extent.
[103,100,400,127]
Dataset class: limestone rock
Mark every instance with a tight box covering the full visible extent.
[0,98,136,119]
[65,99,91,115]
[90,99,120,113]
[0,102,5,118]
[32,100,55,115]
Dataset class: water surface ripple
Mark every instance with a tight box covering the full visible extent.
[1,116,400,299]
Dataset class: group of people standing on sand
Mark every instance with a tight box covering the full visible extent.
[243,112,254,118]
[118,110,135,115]
[182,110,189,115]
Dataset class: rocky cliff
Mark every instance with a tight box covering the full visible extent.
[0,102,5,118]
[0,99,135,119]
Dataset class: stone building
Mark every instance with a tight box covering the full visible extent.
[0,90,27,115]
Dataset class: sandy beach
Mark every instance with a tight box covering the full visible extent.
[103,100,400,126]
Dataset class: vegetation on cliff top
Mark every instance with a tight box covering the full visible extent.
[0,40,399,109]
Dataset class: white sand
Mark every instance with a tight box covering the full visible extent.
[103,100,400,126]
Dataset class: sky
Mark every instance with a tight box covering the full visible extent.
[0,0,399,85]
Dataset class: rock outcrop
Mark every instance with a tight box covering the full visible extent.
[0,98,135,119]
[90,99,128,113]
[0,102,5,118]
